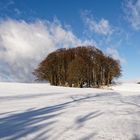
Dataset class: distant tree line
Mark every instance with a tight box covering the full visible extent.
[33,46,121,88]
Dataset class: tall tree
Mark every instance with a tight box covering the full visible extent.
[67,57,87,87]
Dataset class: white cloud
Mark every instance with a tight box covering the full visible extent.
[0,19,94,82]
[124,0,140,30]
[106,48,126,64]
[14,8,21,15]
[81,11,113,35]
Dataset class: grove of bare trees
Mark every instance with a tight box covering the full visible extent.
[33,46,121,88]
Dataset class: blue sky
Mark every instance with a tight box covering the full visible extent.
[0,0,140,82]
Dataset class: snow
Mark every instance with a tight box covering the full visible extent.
[111,82,140,95]
[0,82,140,140]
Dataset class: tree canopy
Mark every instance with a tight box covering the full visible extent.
[33,46,121,88]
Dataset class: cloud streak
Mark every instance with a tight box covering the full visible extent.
[81,10,113,35]
[123,0,140,30]
[106,48,126,64]
[0,19,94,82]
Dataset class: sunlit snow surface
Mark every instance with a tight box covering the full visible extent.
[0,82,140,140]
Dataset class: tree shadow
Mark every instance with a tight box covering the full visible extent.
[76,111,102,123]
[0,111,16,116]
[0,92,66,102]
[0,91,121,140]
[0,103,67,140]
[75,111,103,128]
[80,132,97,140]
[121,96,140,108]
[132,134,140,140]
[70,92,120,103]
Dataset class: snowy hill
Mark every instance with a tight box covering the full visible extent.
[0,82,140,140]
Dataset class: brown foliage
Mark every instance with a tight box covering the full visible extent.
[33,46,121,87]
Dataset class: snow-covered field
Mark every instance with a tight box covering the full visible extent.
[0,82,140,140]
